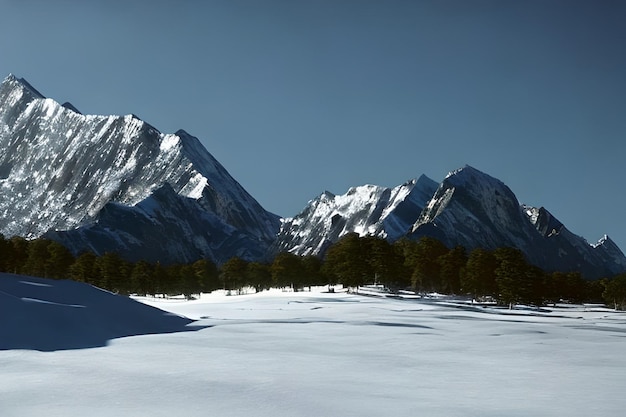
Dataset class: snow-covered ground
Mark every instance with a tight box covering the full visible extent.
[2,279,626,417]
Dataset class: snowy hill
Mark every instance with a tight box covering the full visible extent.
[271,175,438,256]
[0,272,194,351]
[0,74,280,264]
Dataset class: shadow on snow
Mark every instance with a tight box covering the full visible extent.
[0,273,204,352]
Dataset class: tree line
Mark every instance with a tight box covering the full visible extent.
[0,235,220,297]
[2,232,626,309]
[322,233,606,307]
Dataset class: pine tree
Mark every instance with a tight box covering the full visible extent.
[94,252,128,293]
[271,252,304,290]
[301,256,325,288]
[68,252,97,283]
[247,262,272,292]
[22,238,52,277]
[438,245,467,294]
[130,260,154,295]
[462,248,498,300]
[46,241,75,279]
[8,236,28,274]
[322,233,369,289]
[220,257,248,294]
[0,234,9,272]
[494,247,529,308]
[192,259,220,293]
[603,274,626,310]
[409,237,448,292]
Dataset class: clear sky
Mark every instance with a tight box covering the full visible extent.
[0,0,624,250]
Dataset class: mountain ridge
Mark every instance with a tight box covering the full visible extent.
[275,164,625,278]
[271,174,439,256]
[0,74,279,264]
[410,165,626,278]
[1,75,624,277]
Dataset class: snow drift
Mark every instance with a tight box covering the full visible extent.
[0,273,195,351]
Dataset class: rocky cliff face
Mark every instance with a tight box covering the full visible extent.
[523,205,626,277]
[0,74,279,264]
[276,165,626,278]
[410,166,544,254]
[409,166,625,278]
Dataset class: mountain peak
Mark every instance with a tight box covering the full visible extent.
[444,165,503,187]
[445,164,479,178]
[594,234,611,248]
[271,174,438,256]
[412,164,536,251]
[0,75,280,264]
[175,128,191,137]
[61,102,82,114]
[2,74,45,98]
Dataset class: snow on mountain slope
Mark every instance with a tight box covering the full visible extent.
[523,205,626,276]
[0,272,194,351]
[272,175,438,256]
[410,166,626,278]
[0,74,280,263]
[592,236,626,275]
[273,164,625,278]
[411,165,542,251]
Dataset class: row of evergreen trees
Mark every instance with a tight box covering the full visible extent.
[322,233,607,307]
[2,233,626,308]
[0,235,220,297]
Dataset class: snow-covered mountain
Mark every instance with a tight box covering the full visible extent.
[1,75,623,277]
[522,205,626,277]
[0,74,280,264]
[271,175,438,256]
[276,164,625,278]
[410,166,626,278]
[410,165,545,253]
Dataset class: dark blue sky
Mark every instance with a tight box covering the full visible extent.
[1,0,625,250]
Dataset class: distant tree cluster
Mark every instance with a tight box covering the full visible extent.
[1,232,623,309]
[322,234,605,307]
[0,235,219,297]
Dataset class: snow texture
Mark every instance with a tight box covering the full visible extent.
[272,175,438,256]
[2,276,626,417]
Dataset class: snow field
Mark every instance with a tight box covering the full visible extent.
[2,288,626,417]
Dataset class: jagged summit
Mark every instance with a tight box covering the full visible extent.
[0,74,280,264]
[275,162,626,278]
[444,165,485,182]
[443,165,512,194]
[594,234,610,247]
[61,102,82,114]
[411,165,531,250]
[406,166,626,278]
[4,74,45,98]
[271,174,438,256]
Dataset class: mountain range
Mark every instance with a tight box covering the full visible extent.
[0,74,624,278]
